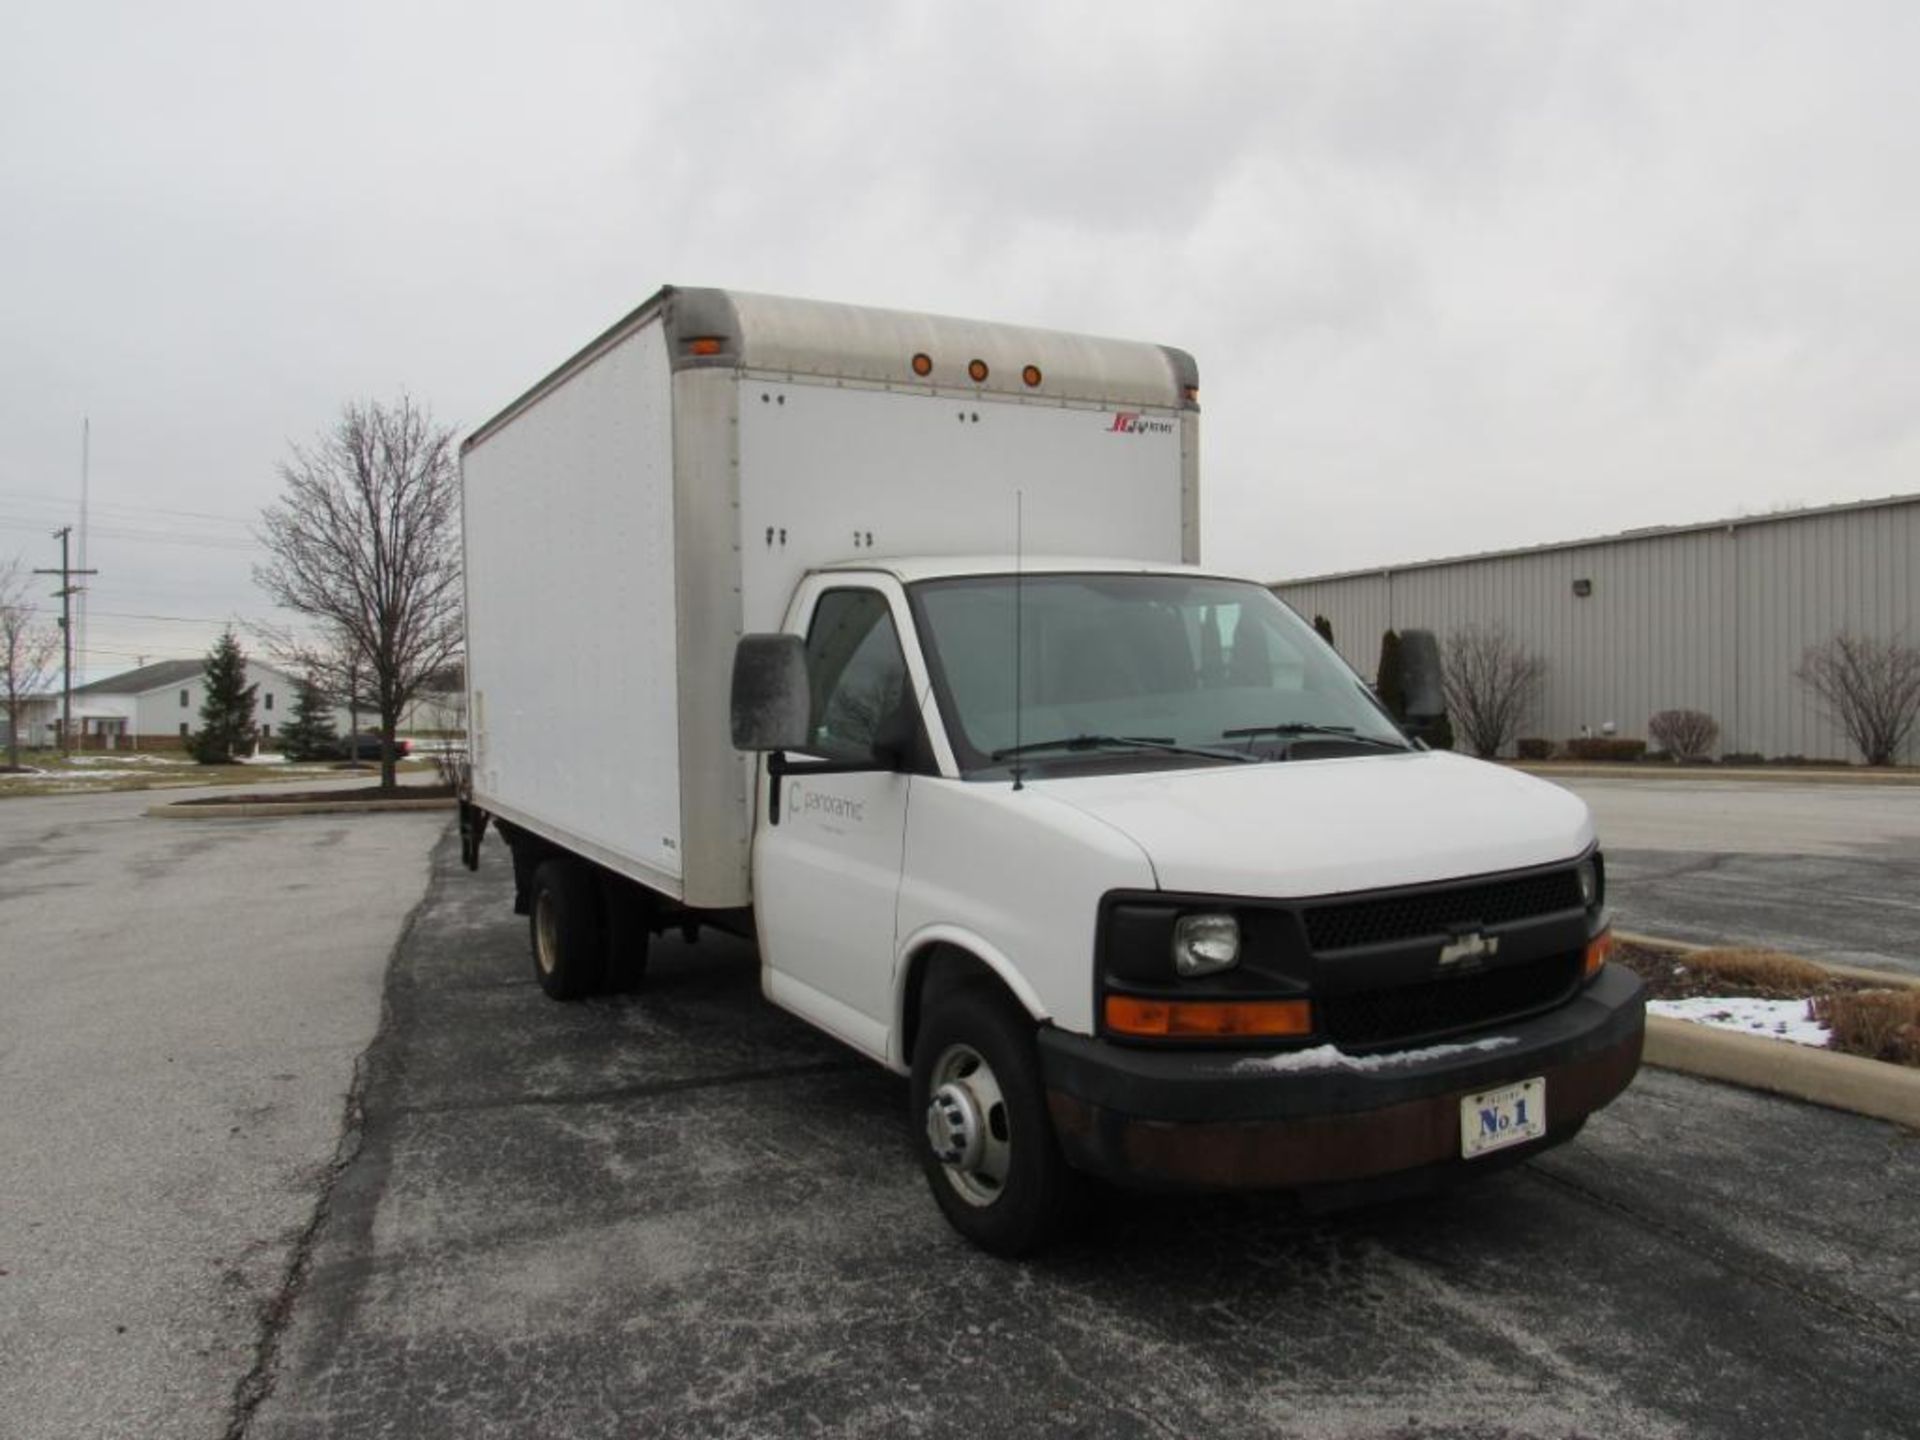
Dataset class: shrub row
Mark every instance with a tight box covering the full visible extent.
[1563,737,1649,762]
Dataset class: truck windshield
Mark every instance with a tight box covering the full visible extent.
[909,573,1410,775]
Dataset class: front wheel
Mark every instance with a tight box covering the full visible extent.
[910,986,1080,1257]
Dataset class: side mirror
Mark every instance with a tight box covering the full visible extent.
[730,634,810,752]
[1398,629,1445,719]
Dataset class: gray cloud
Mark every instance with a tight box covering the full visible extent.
[3,0,1917,672]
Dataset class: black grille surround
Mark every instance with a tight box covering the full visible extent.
[1302,868,1584,953]
[1318,951,1585,1049]
[1095,857,1599,1054]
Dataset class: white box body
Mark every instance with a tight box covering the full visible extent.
[461,287,1199,907]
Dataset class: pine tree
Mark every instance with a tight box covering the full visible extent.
[189,631,258,764]
[279,678,338,761]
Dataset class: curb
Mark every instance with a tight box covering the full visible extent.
[147,798,455,819]
[1643,1016,1920,1130]
[1513,762,1920,786]
[1619,930,1919,1130]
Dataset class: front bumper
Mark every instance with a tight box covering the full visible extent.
[1039,965,1645,1195]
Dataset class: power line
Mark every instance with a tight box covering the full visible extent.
[0,486,259,529]
[0,516,261,553]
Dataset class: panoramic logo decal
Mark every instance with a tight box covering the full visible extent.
[787,782,865,825]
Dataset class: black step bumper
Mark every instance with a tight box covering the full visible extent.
[1038,965,1646,1195]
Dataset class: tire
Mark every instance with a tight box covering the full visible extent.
[910,985,1080,1257]
[528,858,607,1001]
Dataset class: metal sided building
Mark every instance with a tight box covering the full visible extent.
[1273,492,1920,763]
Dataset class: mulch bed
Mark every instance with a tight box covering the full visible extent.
[1614,938,1920,1067]
[1612,939,1877,1002]
[174,783,457,807]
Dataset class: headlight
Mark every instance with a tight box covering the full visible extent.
[1575,858,1599,908]
[1172,913,1240,977]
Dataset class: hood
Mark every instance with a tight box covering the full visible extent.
[1034,750,1595,898]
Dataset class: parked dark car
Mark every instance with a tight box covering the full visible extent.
[322,733,413,761]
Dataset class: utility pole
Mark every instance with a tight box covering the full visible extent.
[34,527,98,756]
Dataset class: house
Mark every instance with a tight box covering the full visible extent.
[18,658,359,751]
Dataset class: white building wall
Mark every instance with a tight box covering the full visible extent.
[132,663,355,743]
[1275,494,1920,762]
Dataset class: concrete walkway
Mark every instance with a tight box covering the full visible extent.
[0,781,447,1440]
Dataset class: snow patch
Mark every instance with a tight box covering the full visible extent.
[1647,996,1831,1048]
[1232,1035,1520,1074]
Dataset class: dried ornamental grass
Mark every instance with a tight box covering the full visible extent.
[1677,948,1833,999]
[1813,990,1920,1067]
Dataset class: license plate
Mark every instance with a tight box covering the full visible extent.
[1460,1077,1547,1159]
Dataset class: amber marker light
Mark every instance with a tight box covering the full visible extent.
[911,352,933,377]
[688,337,724,356]
[968,358,990,383]
[1105,995,1312,1039]
[1583,930,1614,979]
[1022,364,1043,388]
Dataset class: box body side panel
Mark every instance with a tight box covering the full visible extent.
[465,319,685,894]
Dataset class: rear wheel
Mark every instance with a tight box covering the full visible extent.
[529,858,606,1000]
[910,986,1079,1256]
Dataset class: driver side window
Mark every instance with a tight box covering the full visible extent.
[804,589,910,761]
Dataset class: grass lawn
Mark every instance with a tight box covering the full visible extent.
[0,750,439,799]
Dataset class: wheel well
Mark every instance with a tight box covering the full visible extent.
[900,943,1029,1066]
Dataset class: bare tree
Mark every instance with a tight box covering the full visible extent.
[1795,632,1920,766]
[255,398,463,789]
[1,559,60,771]
[253,620,378,764]
[1648,708,1720,762]
[1441,623,1547,759]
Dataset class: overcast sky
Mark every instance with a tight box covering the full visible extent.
[3,1,1917,678]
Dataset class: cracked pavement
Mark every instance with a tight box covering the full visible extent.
[6,772,1918,1438]
[243,829,1919,1440]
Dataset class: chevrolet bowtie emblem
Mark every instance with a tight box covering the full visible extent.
[1437,930,1499,970]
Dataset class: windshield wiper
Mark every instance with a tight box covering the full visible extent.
[1221,722,1409,750]
[992,734,1258,764]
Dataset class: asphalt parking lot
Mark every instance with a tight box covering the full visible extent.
[1553,777,1920,977]
[5,771,1917,1440]
[243,829,1920,1440]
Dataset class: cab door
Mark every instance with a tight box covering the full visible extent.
[752,580,925,1061]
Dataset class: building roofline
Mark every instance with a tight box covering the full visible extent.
[1271,489,1920,588]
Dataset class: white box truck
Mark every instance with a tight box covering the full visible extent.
[459,286,1644,1255]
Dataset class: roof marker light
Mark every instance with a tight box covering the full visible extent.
[911,352,933,377]
[1022,365,1043,388]
[968,358,989,383]
[688,337,724,356]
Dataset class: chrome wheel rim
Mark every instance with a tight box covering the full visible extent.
[925,1042,1011,1207]
[534,892,558,976]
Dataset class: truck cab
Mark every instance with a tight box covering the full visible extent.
[727,556,1640,1253]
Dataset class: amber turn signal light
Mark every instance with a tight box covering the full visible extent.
[1583,930,1614,979]
[688,336,724,356]
[1105,995,1312,1039]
